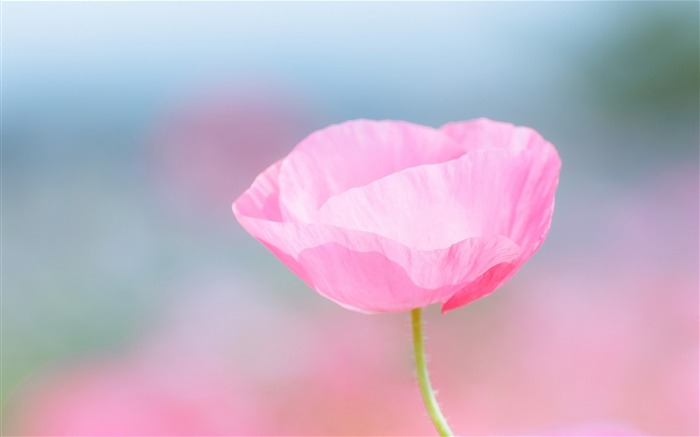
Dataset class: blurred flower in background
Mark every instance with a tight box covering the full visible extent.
[2,2,697,436]
[147,80,321,227]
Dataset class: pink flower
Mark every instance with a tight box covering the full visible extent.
[233,118,561,313]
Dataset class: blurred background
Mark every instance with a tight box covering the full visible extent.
[2,2,698,436]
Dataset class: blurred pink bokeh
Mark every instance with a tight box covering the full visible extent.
[147,81,321,226]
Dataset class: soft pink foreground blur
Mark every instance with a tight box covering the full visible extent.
[233,118,562,313]
[8,284,435,435]
[10,269,685,435]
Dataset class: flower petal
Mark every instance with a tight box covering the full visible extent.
[277,120,464,222]
[440,118,562,254]
[298,234,521,312]
[317,143,559,257]
[233,204,520,312]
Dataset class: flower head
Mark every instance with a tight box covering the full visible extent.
[233,118,561,313]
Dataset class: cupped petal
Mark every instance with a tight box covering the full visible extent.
[232,204,521,312]
[316,151,490,251]
[317,144,560,256]
[440,119,561,255]
[295,236,519,313]
[297,233,520,312]
[277,120,464,222]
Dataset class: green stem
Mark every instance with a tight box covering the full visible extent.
[411,308,454,437]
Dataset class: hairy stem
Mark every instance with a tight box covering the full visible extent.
[411,307,454,437]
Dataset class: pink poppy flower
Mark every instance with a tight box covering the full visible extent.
[233,118,561,313]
